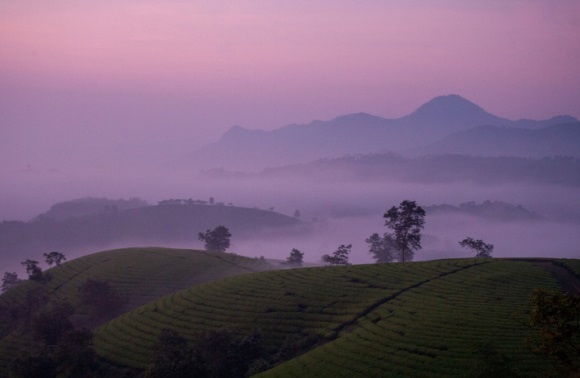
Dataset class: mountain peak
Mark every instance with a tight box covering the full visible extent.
[412,94,489,118]
[402,94,509,130]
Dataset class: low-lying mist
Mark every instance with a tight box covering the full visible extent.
[1,168,579,276]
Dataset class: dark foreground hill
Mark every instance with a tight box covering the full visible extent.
[2,248,578,377]
[0,247,275,370]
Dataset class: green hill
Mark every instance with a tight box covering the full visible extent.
[91,258,568,377]
[0,247,274,370]
[1,248,577,377]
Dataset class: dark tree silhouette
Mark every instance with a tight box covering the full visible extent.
[322,244,351,266]
[459,237,494,258]
[198,225,232,252]
[365,233,397,263]
[43,251,67,267]
[382,200,426,262]
[145,329,204,378]
[1,272,22,293]
[283,249,304,267]
[527,289,580,376]
[21,259,43,281]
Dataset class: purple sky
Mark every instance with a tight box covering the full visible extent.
[1,0,580,173]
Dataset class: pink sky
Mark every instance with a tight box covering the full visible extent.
[1,0,580,172]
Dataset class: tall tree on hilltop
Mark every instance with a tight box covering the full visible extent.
[21,259,43,281]
[368,200,425,263]
[44,251,67,267]
[283,249,304,267]
[459,237,494,259]
[322,244,351,266]
[198,225,232,252]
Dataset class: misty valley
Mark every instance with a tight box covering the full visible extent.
[1,95,579,377]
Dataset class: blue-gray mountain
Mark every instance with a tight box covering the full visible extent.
[180,94,577,170]
[413,122,580,158]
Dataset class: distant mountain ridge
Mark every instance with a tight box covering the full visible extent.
[413,122,580,158]
[179,95,577,170]
[205,154,580,188]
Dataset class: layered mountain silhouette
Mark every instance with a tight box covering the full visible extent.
[180,94,577,170]
[413,122,580,158]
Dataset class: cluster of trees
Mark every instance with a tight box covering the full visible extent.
[146,326,323,377]
[526,289,580,377]
[5,275,126,376]
[365,200,426,263]
[0,252,125,376]
[146,328,265,377]
[2,251,67,292]
[364,200,494,263]
[159,197,231,206]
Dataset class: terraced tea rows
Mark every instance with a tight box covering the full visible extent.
[0,247,272,370]
[557,258,580,278]
[93,259,476,369]
[257,260,560,377]
[1,247,270,313]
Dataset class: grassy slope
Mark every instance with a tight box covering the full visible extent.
[0,247,273,369]
[257,260,559,377]
[92,258,562,376]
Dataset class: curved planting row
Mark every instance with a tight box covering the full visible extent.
[2,248,270,314]
[257,260,560,377]
[556,258,580,279]
[93,259,476,369]
[0,247,272,371]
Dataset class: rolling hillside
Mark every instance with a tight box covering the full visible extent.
[92,258,570,377]
[0,247,275,370]
[1,248,577,377]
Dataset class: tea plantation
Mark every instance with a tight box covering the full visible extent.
[0,247,576,377]
[0,247,273,370]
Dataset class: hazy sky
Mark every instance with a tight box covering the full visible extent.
[1,0,580,172]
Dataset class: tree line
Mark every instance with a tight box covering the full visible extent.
[195,200,494,268]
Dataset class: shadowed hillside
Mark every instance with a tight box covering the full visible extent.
[0,247,275,370]
[0,202,304,272]
[1,248,578,377]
